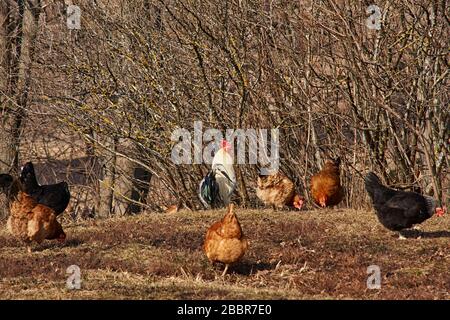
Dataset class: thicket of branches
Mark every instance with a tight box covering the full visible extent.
[1,0,449,219]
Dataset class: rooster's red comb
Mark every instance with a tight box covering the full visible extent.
[221,139,231,149]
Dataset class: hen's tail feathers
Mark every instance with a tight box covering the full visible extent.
[423,195,436,217]
[61,181,71,195]
[364,172,383,197]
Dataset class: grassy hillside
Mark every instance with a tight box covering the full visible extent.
[0,208,448,299]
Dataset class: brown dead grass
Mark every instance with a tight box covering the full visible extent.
[0,208,449,300]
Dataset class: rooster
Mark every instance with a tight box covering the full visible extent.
[203,204,248,276]
[0,174,66,253]
[365,172,446,238]
[256,172,304,210]
[199,139,236,208]
[310,157,344,208]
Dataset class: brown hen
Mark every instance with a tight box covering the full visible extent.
[203,204,248,276]
[310,158,344,208]
[256,172,304,210]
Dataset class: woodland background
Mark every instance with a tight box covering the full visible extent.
[1,0,448,220]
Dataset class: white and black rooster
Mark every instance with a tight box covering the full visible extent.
[199,140,236,208]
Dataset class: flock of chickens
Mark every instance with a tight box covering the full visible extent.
[0,141,446,276]
[199,141,446,274]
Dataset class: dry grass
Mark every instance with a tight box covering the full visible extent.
[0,208,449,300]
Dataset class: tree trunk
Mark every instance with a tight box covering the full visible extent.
[112,139,152,215]
[98,136,116,218]
[0,1,21,174]
[112,143,135,215]
[0,1,32,219]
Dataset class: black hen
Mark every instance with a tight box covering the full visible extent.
[19,162,70,216]
[365,172,444,232]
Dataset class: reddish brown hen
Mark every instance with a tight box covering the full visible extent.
[256,172,304,210]
[0,174,66,253]
[310,158,344,208]
[203,204,248,276]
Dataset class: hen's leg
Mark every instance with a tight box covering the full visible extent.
[222,264,229,277]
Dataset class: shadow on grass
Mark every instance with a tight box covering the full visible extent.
[400,229,450,239]
[420,230,450,239]
[63,238,85,247]
[33,238,84,252]
[229,261,276,276]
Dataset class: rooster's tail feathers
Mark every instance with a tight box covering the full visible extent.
[199,171,222,208]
